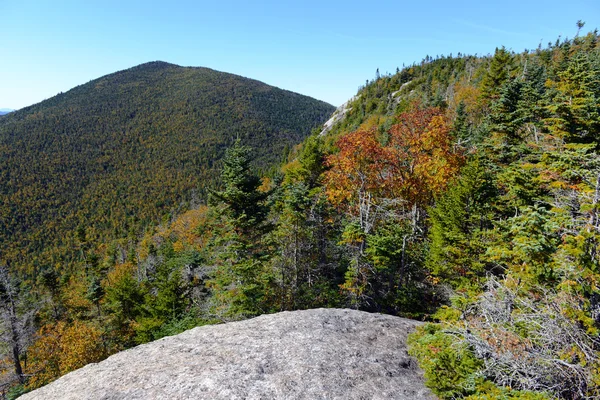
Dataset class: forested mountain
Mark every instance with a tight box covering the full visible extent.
[0,61,334,277]
[2,28,599,400]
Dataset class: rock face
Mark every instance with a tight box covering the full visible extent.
[21,309,435,400]
[319,96,357,136]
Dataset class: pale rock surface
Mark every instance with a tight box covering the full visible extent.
[319,97,357,136]
[21,308,435,400]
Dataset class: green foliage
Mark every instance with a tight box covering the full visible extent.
[545,52,600,143]
[481,47,515,101]
[210,140,269,233]
[365,221,433,316]
[408,324,484,398]
[464,384,552,400]
[485,205,560,283]
[427,160,496,289]
[152,314,219,340]
[3,27,600,399]
[102,262,147,347]
[266,134,345,311]
[6,384,27,400]
[207,141,273,319]
[141,252,198,323]
[417,31,600,399]
[408,324,553,400]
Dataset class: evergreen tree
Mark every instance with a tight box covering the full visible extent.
[546,52,600,144]
[208,140,272,319]
[211,140,269,235]
[481,47,514,101]
[452,101,470,141]
[490,79,524,140]
[427,160,496,289]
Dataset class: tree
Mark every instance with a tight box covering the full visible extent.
[102,262,147,348]
[458,277,599,398]
[0,265,34,385]
[545,52,600,144]
[211,139,269,235]
[268,135,342,310]
[325,106,463,309]
[452,101,470,140]
[576,20,585,37]
[489,79,525,141]
[386,107,464,216]
[427,160,496,289]
[481,47,514,101]
[25,320,106,390]
[324,107,463,232]
[208,140,272,319]
[325,127,389,237]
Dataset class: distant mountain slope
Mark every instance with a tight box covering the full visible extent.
[0,109,14,116]
[0,61,334,273]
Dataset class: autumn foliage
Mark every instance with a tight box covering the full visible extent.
[25,321,106,390]
[325,106,463,213]
[324,106,464,308]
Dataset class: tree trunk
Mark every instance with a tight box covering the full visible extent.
[9,299,24,384]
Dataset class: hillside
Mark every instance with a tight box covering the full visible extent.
[19,309,434,400]
[0,61,334,275]
[297,31,600,399]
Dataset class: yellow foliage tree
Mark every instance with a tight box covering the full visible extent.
[25,320,106,389]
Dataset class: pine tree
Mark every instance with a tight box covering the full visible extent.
[546,52,600,144]
[211,140,269,235]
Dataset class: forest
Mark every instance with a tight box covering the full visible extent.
[1,26,600,399]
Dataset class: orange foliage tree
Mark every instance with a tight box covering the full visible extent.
[386,107,464,212]
[324,106,464,304]
[325,106,463,227]
[325,127,390,235]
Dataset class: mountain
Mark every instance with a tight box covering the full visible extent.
[0,109,14,116]
[0,61,334,274]
[19,309,434,400]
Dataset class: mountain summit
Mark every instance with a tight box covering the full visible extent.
[0,62,335,272]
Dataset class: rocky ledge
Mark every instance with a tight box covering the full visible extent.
[21,308,435,399]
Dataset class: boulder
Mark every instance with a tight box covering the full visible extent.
[21,308,435,399]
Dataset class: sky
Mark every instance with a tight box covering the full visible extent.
[1,0,599,109]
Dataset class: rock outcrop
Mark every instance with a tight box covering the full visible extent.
[21,308,435,399]
[319,96,357,136]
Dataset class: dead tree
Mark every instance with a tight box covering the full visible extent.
[0,265,34,385]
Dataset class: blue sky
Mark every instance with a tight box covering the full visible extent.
[1,0,599,109]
